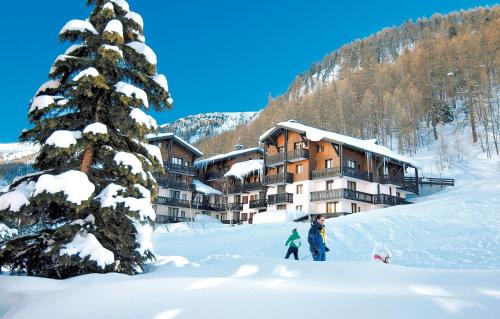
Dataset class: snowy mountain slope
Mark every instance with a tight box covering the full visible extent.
[158,111,260,144]
[1,124,500,318]
[0,143,39,164]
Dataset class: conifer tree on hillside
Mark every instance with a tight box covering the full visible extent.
[0,0,172,278]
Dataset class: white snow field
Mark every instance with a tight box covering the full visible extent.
[1,125,500,318]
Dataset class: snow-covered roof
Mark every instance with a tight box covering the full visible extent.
[224,159,263,180]
[194,147,263,169]
[192,179,222,195]
[259,121,419,167]
[146,133,203,157]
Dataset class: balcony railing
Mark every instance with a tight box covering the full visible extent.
[310,188,373,204]
[373,194,408,206]
[230,203,243,211]
[310,188,406,206]
[164,162,196,176]
[377,175,404,186]
[268,193,294,204]
[156,196,192,208]
[243,182,265,192]
[342,166,373,182]
[156,177,194,191]
[205,171,224,181]
[249,199,267,209]
[263,172,294,185]
[312,167,340,180]
[156,215,194,224]
[191,201,225,211]
[266,149,309,166]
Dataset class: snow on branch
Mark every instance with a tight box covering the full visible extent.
[152,74,169,93]
[59,20,98,36]
[83,123,108,135]
[0,181,36,212]
[33,171,95,205]
[60,233,115,269]
[35,80,60,96]
[109,0,130,12]
[0,223,18,239]
[125,12,144,29]
[45,130,82,148]
[130,108,157,129]
[29,95,56,113]
[126,42,157,65]
[114,151,147,179]
[115,81,149,108]
[104,19,124,37]
[73,67,100,82]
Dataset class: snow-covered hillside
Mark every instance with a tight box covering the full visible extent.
[0,143,39,164]
[1,124,500,319]
[158,111,260,144]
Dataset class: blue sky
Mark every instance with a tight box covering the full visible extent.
[0,0,497,142]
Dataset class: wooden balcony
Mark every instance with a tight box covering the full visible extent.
[164,162,196,176]
[266,149,309,166]
[191,201,225,211]
[204,171,225,181]
[156,177,194,191]
[312,167,340,180]
[230,203,243,211]
[263,172,294,185]
[310,188,373,204]
[342,166,373,182]
[243,182,265,192]
[377,174,404,186]
[268,193,294,204]
[310,188,407,206]
[373,194,408,206]
[156,196,192,208]
[249,199,267,209]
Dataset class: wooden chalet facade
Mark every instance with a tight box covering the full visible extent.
[259,121,419,217]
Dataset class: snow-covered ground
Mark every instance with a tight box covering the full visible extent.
[1,124,500,318]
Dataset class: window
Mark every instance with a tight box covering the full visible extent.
[389,187,393,196]
[180,211,186,218]
[181,194,187,200]
[351,203,357,214]
[277,204,287,210]
[317,145,324,153]
[326,202,337,213]
[296,184,303,194]
[347,160,356,169]
[168,207,179,218]
[250,194,257,201]
[277,146,285,153]
[170,190,180,199]
[347,181,357,191]
[243,196,248,204]
[326,180,334,190]
[277,185,286,193]
[296,164,303,174]
[171,157,183,165]
[234,195,241,203]
[294,142,305,150]
[296,205,303,211]
[184,161,190,167]
[396,192,401,198]
[277,165,284,174]
[325,159,332,169]
[241,213,248,221]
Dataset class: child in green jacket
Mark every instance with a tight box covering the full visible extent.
[285,228,302,260]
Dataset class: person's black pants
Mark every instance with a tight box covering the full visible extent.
[285,246,299,260]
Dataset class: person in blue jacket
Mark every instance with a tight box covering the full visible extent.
[308,215,330,261]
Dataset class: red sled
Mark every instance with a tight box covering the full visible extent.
[373,254,390,264]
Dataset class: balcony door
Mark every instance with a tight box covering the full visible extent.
[277,185,286,194]
[347,181,357,191]
[170,190,180,199]
[351,203,357,214]
[325,159,332,169]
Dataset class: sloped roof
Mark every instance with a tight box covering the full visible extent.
[146,132,203,157]
[259,121,419,167]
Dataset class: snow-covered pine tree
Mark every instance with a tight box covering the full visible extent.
[0,0,172,278]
